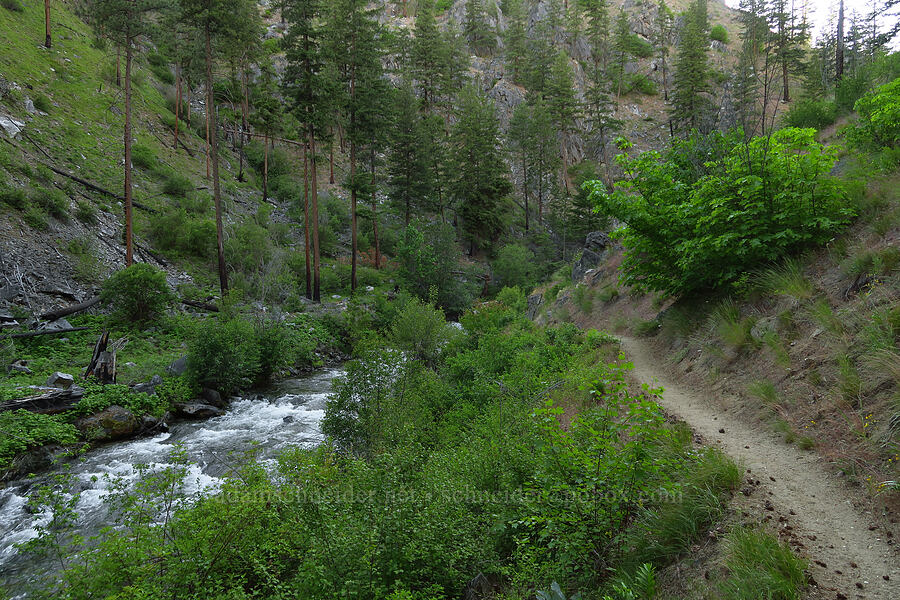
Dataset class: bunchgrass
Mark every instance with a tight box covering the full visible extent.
[718,527,807,600]
[756,258,814,301]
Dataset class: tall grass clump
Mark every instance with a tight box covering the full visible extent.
[756,258,813,301]
[719,528,806,600]
[747,379,780,408]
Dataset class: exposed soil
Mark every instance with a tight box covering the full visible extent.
[620,335,899,600]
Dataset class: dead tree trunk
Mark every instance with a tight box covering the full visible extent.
[84,331,116,384]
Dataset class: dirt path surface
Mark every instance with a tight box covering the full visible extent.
[619,336,899,600]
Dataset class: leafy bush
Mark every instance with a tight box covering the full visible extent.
[33,94,52,113]
[492,243,537,290]
[627,73,658,95]
[101,264,176,324]
[149,208,216,258]
[130,144,158,172]
[850,77,900,149]
[162,173,193,197]
[73,381,167,418]
[628,35,654,58]
[589,129,851,295]
[496,285,527,312]
[29,186,68,221]
[390,298,452,367]
[0,186,26,209]
[835,72,871,112]
[23,205,48,230]
[0,411,78,469]
[710,24,729,43]
[0,0,24,12]
[783,99,836,129]
[188,316,261,397]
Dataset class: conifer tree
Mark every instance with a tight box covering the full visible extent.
[671,0,711,133]
[387,85,432,227]
[584,0,610,72]
[653,0,674,101]
[612,9,632,98]
[508,96,560,230]
[503,0,528,84]
[284,0,330,301]
[411,0,443,111]
[249,59,282,204]
[450,87,512,253]
[545,51,580,193]
[464,0,495,56]
[88,0,160,267]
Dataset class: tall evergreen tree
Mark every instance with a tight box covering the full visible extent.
[584,0,611,72]
[508,96,561,230]
[545,51,580,193]
[653,0,674,101]
[612,9,632,98]
[249,59,282,204]
[503,0,528,84]
[671,0,711,133]
[464,0,495,56]
[387,85,433,227]
[450,87,512,253]
[87,0,160,267]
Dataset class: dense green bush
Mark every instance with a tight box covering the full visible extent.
[29,186,68,221]
[33,93,52,113]
[162,173,193,197]
[149,208,216,259]
[73,381,167,418]
[390,297,453,367]
[590,129,851,295]
[23,205,48,230]
[0,411,78,470]
[492,243,537,290]
[710,24,729,43]
[101,264,176,324]
[75,200,98,225]
[627,73,658,95]
[835,72,871,112]
[0,0,24,12]
[783,99,836,129]
[628,34,654,58]
[850,77,900,149]
[0,186,26,209]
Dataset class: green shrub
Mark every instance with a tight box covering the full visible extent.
[74,381,167,418]
[783,99,836,129]
[628,34,654,58]
[33,94,52,113]
[850,77,900,149]
[188,317,261,396]
[162,173,193,197]
[390,298,452,367]
[67,236,102,282]
[627,73,658,95]
[23,205,48,230]
[130,144,158,172]
[590,129,851,296]
[75,200,98,225]
[101,264,176,324]
[496,286,527,312]
[710,24,729,43]
[835,72,871,112]
[149,208,216,258]
[0,411,78,469]
[29,186,68,221]
[0,186,26,209]
[492,243,537,290]
[0,0,24,12]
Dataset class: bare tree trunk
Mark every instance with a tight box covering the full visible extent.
[329,139,335,184]
[522,155,529,232]
[205,101,211,180]
[263,131,269,202]
[370,149,380,269]
[303,143,312,298]
[116,47,121,87]
[310,129,320,302]
[206,25,228,295]
[174,64,182,150]
[186,80,191,128]
[836,0,845,80]
[124,39,134,267]
[350,140,357,292]
[241,70,250,143]
[44,0,51,48]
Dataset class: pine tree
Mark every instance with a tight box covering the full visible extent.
[411,0,443,110]
[450,87,512,253]
[503,0,528,84]
[508,96,561,230]
[584,0,610,72]
[671,0,711,133]
[284,0,330,301]
[87,0,160,267]
[249,59,282,204]
[387,85,433,227]
[653,0,674,101]
[464,0,495,56]
[545,51,580,193]
[612,9,632,98]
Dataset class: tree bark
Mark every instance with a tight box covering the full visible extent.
[205,97,211,180]
[371,149,380,270]
[329,139,335,184]
[303,143,312,298]
[836,0,845,80]
[310,129,320,302]
[206,25,228,295]
[124,38,134,267]
[116,47,121,87]
[40,297,101,321]
[350,141,357,292]
[44,0,51,48]
[174,64,182,150]
[263,131,269,202]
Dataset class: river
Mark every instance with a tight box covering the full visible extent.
[0,367,343,598]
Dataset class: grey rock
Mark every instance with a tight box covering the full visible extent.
[132,376,162,395]
[0,282,23,301]
[572,232,612,283]
[9,359,32,375]
[175,403,223,419]
[139,414,167,433]
[283,415,295,424]
[76,405,138,441]
[751,316,777,340]
[39,318,73,332]
[526,294,544,321]
[166,355,188,376]
[200,387,224,408]
[24,98,36,114]
[45,371,75,389]
[0,114,25,138]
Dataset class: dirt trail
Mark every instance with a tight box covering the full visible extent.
[619,337,899,600]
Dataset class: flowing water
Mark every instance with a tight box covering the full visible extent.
[0,367,343,597]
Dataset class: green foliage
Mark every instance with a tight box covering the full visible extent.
[23,204,49,230]
[710,24,729,43]
[74,199,98,225]
[130,144,157,172]
[29,186,69,221]
[33,93,52,113]
[0,185,26,209]
[390,298,452,367]
[496,286,528,312]
[0,411,78,469]
[719,528,806,599]
[835,72,871,113]
[755,258,813,300]
[627,73,658,95]
[0,0,23,11]
[492,243,537,290]
[784,99,836,129]
[187,316,261,396]
[148,208,216,259]
[850,77,900,149]
[100,264,176,324]
[162,173,193,197]
[73,380,167,418]
[590,129,851,296]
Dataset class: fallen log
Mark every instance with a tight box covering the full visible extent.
[39,297,101,321]
[46,165,123,200]
[0,327,90,341]
[181,299,219,312]
[0,386,85,414]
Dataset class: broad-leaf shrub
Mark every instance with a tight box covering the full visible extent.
[850,77,900,150]
[589,129,851,295]
[101,264,176,324]
[0,411,78,469]
[783,99,836,129]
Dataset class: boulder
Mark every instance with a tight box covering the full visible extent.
[526,294,544,320]
[76,405,138,442]
[45,372,75,390]
[283,415,295,424]
[132,375,164,395]
[139,414,168,433]
[200,387,225,408]
[39,318,73,332]
[9,359,32,375]
[166,355,188,376]
[0,114,24,138]
[175,403,223,419]
[572,232,612,283]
